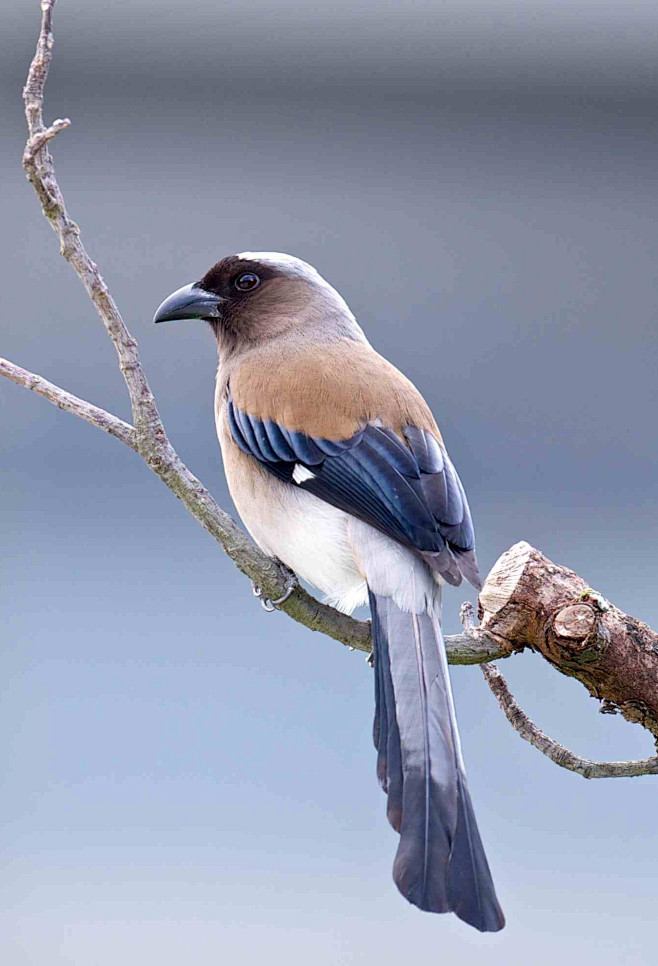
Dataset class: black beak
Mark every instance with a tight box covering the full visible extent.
[153,283,225,324]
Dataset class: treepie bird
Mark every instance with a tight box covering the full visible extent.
[154,252,505,932]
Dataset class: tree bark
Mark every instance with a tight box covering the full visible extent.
[478,541,658,741]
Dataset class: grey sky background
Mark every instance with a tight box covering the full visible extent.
[2,1,658,963]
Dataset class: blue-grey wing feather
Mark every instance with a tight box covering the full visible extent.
[225,395,480,588]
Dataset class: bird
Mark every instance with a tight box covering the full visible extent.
[153,252,505,932]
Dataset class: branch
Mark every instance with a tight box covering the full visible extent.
[457,601,658,777]
[22,0,163,448]
[480,662,658,779]
[0,357,136,449]
[454,548,658,776]
[475,541,658,739]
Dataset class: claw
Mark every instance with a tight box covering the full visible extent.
[252,580,296,612]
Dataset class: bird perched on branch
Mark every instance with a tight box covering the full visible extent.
[154,252,505,932]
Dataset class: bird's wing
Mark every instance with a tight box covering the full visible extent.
[225,341,480,588]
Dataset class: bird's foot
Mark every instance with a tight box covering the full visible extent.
[252,580,296,612]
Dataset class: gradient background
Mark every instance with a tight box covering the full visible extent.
[2,2,658,963]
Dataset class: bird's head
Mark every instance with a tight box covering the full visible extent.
[153,251,364,353]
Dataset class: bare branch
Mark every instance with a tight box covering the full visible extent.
[480,662,658,779]
[24,117,71,159]
[0,357,136,449]
[22,0,164,449]
[440,629,510,665]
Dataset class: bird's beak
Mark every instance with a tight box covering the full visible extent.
[153,283,225,324]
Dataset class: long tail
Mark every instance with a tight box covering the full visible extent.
[369,591,505,932]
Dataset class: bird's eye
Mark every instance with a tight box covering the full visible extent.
[234,272,260,292]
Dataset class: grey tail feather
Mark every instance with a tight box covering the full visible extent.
[369,590,505,932]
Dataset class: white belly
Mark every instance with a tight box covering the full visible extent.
[219,418,368,612]
[244,479,369,613]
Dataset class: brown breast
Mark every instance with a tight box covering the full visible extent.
[227,338,442,442]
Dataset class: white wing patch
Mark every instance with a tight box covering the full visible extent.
[292,464,316,484]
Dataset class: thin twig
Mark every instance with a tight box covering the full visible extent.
[480,663,658,778]
[24,117,71,160]
[4,0,513,665]
[0,357,136,449]
[22,0,164,449]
